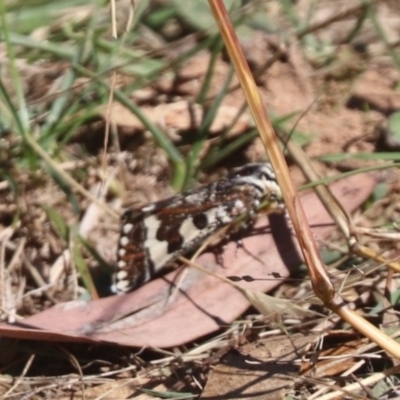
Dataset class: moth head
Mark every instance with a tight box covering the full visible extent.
[228,162,285,215]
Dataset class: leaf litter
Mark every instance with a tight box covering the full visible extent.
[1,0,400,398]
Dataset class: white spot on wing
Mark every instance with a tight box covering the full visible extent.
[141,204,156,212]
[234,199,244,209]
[116,280,130,292]
[216,206,233,224]
[122,223,133,234]
[117,270,128,280]
[185,192,206,204]
[119,236,129,246]
[178,217,202,243]
[143,215,169,271]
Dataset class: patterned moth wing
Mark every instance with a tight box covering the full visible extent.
[112,163,284,293]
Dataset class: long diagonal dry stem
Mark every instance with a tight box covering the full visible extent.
[282,130,400,274]
[208,0,400,360]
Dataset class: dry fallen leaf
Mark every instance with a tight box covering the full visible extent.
[0,173,376,347]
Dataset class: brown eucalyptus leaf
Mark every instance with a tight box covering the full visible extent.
[0,173,376,347]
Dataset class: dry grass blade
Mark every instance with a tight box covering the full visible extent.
[3,354,35,398]
[313,364,400,400]
[208,0,400,360]
[282,132,353,240]
[350,242,400,275]
[287,135,400,276]
[179,256,315,321]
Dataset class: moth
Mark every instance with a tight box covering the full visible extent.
[112,163,284,293]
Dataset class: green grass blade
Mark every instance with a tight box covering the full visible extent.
[0,0,30,135]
